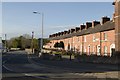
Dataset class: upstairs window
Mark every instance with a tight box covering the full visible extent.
[78,37,79,42]
[104,46,107,56]
[104,33,107,41]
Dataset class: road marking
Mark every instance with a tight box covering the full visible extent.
[2,65,14,72]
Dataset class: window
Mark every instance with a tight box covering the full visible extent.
[88,45,90,55]
[110,44,115,57]
[84,47,86,53]
[68,40,70,43]
[104,33,107,41]
[104,46,107,56]
[78,37,79,41]
[97,45,101,56]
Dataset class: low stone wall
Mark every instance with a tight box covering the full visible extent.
[74,54,119,64]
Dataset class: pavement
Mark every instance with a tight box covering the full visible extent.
[2,51,120,80]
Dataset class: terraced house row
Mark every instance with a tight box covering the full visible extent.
[44,1,120,57]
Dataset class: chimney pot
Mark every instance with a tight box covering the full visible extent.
[49,35,51,38]
[80,24,86,30]
[86,22,92,29]
[92,20,100,28]
[71,29,75,33]
[68,30,71,34]
[64,31,68,34]
[75,27,80,32]
[101,16,110,24]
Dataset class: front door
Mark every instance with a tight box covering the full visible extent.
[97,45,101,56]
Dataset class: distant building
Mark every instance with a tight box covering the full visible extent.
[45,1,120,57]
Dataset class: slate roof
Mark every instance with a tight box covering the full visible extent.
[49,21,115,40]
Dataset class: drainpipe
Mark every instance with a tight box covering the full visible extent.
[100,32,102,56]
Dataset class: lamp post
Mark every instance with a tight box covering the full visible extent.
[31,31,34,53]
[5,34,7,51]
[33,11,44,56]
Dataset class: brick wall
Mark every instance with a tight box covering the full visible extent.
[47,29,115,57]
[114,1,120,53]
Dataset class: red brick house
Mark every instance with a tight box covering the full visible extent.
[45,1,120,57]
[46,17,115,57]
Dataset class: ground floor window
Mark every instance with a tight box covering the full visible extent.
[97,45,101,56]
[88,45,90,55]
[68,44,70,50]
[84,47,86,54]
[104,46,107,56]
[110,44,115,57]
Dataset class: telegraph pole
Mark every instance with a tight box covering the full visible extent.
[31,31,34,53]
[5,34,7,50]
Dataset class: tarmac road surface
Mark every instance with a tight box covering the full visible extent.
[2,51,120,80]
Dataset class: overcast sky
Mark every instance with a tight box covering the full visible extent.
[1,2,114,39]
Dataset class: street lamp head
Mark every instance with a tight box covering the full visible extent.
[33,11,38,14]
[33,11,42,14]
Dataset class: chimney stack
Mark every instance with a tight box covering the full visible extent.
[55,33,58,37]
[113,0,120,53]
[64,31,68,35]
[61,32,64,35]
[68,30,71,34]
[71,29,75,33]
[101,16,110,24]
[92,20,100,28]
[80,24,86,30]
[75,27,80,32]
[58,32,61,36]
[49,35,52,38]
[86,22,92,29]
[52,34,54,37]
[112,13,115,22]
[51,34,53,37]
[53,34,56,37]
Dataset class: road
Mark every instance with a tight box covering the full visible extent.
[2,51,120,80]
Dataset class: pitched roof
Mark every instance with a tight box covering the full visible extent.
[49,21,115,40]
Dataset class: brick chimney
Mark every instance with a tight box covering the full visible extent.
[92,20,100,28]
[86,22,92,29]
[75,27,80,32]
[52,34,54,37]
[112,13,115,22]
[80,24,86,30]
[61,32,64,35]
[53,34,56,37]
[68,30,71,34]
[71,29,75,33]
[113,0,120,54]
[101,16,110,24]
[55,33,58,37]
[49,35,52,38]
[58,32,61,36]
[64,31,68,35]
[51,34,53,37]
